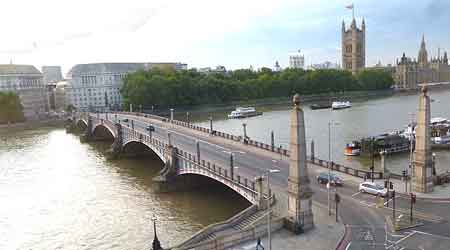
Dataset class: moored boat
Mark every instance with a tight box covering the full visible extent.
[310,103,332,110]
[344,141,361,156]
[331,101,351,110]
[227,107,262,119]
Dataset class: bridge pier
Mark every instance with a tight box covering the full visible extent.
[106,123,123,160]
[80,117,93,142]
[152,145,179,192]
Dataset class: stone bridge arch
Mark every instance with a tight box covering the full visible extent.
[121,139,167,164]
[177,165,259,204]
[92,123,116,140]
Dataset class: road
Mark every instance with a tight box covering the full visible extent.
[99,113,450,250]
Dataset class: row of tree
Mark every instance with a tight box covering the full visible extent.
[121,68,394,108]
[0,91,24,124]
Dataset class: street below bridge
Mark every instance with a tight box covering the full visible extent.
[97,112,450,250]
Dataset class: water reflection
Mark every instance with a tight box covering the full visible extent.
[0,128,249,250]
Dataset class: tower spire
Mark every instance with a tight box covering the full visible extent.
[151,215,162,250]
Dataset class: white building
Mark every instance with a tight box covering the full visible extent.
[0,64,47,120]
[289,51,305,69]
[308,61,340,70]
[65,62,187,111]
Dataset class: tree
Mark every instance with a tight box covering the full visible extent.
[0,91,25,124]
[120,67,393,109]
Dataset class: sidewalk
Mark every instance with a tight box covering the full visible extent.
[228,202,345,250]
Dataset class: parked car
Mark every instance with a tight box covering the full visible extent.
[316,172,343,186]
[122,118,129,122]
[358,182,387,197]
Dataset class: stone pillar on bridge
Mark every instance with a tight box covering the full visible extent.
[255,176,266,210]
[152,145,179,192]
[109,123,123,159]
[80,116,93,142]
[412,86,434,193]
[285,93,314,233]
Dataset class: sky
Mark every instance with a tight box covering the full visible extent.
[0,0,449,75]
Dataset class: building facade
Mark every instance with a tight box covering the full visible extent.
[66,62,187,111]
[0,64,47,120]
[342,17,365,74]
[289,51,305,69]
[395,36,450,89]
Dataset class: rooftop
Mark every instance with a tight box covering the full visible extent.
[0,64,42,75]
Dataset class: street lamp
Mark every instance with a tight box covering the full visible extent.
[151,214,162,250]
[408,112,415,190]
[266,168,280,250]
[242,123,248,143]
[328,121,339,216]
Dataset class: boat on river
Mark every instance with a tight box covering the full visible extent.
[227,107,262,119]
[332,101,351,110]
[310,103,332,110]
[345,141,361,156]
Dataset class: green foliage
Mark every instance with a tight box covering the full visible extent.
[357,69,394,90]
[121,68,393,108]
[0,91,24,124]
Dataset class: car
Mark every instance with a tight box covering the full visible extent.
[358,181,387,197]
[316,172,343,186]
[122,118,129,122]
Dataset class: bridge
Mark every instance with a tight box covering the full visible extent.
[67,97,388,250]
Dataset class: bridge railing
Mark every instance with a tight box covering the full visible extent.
[105,112,385,180]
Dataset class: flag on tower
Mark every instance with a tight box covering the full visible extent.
[345,3,354,9]
[345,3,355,19]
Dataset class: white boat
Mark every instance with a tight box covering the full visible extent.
[432,135,450,144]
[227,107,262,119]
[331,101,351,110]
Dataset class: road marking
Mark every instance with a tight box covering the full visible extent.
[384,197,393,206]
[393,231,416,245]
[344,241,352,250]
[412,230,450,240]
[351,191,361,197]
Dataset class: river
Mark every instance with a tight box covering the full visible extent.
[191,89,450,175]
[0,128,249,250]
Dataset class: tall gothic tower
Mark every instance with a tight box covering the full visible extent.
[342,17,365,75]
[418,35,429,67]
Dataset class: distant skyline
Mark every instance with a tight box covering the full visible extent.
[1,0,449,75]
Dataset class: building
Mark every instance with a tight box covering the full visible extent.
[198,65,227,74]
[274,61,281,72]
[65,62,187,111]
[0,64,48,120]
[308,61,340,70]
[342,17,365,74]
[395,36,450,89]
[289,51,305,69]
[54,81,67,112]
[42,66,63,85]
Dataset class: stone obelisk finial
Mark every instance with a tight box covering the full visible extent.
[412,85,434,193]
[285,93,314,233]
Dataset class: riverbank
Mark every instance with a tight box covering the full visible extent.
[0,118,66,133]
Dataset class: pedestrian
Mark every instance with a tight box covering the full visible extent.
[364,173,367,182]
[256,237,264,250]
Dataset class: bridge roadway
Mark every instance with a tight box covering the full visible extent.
[98,113,387,250]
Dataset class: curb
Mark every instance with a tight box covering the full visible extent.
[396,192,450,203]
[335,224,351,250]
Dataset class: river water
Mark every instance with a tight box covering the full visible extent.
[0,128,249,250]
[192,89,450,175]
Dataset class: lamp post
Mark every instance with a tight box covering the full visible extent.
[186,112,190,124]
[151,214,162,250]
[328,121,339,216]
[409,113,415,190]
[266,168,280,250]
[170,108,174,122]
[209,116,213,134]
[242,123,248,142]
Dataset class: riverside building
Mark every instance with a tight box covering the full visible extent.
[395,36,450,89]
[65,62,187,111]
[0,64,47,120]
